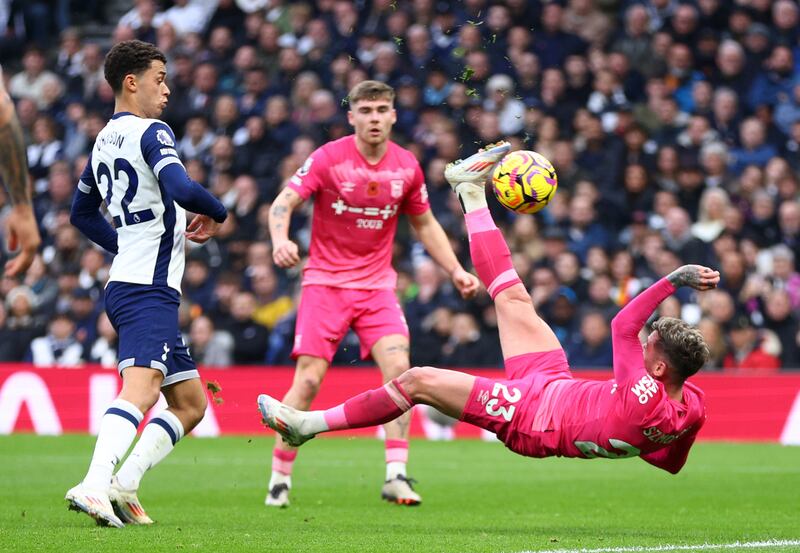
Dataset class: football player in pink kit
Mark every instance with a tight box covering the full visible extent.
[264,80,479,506]
[259,142,720,478]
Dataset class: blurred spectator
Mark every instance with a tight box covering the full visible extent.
[29,313,83,367]
[227,291,269,365]
[565,194,613,262]
[691,187,729,243]
[566,310,613,368]
[250,264,293,331]
[88,313,117,368]
[728,118,778,174]
[697,317,727,370]
[762,289,800,368]
[441,311,500,368]
[1,286,46,361]
[187,314,234,367]
[483,74,525,136]
[723,312,781,372]
[8,47,63,110]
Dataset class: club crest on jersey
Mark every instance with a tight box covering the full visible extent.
[390,179,403,199]
[367,181,380,197]
[156,129,174,146]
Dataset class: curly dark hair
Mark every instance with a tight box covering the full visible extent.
[652,317,710,381]
[104,40,167,94]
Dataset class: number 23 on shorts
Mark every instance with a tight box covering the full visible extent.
[485,383,522,422]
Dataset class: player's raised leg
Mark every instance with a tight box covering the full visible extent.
[370,334,420,505]
[258,366,475,445]
[267,354,330,507]
[111,369,206,524]
[66,367,161,528]
[444,144,562,367]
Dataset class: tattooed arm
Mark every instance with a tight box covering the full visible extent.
[611,265,719,381]
[0,71,41,276]
[269,187,304,268]
[666,265,721,291]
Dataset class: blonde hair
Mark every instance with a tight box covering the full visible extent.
[652,317,709,380]
[347,80,395,106]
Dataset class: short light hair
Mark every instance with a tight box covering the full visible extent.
[347,80,395,106]
[652,317,709,380]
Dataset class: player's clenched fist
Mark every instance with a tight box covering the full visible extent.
[451,267,480,299]
[273,239,300,268]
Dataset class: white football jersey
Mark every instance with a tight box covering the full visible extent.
[78,112,187,292]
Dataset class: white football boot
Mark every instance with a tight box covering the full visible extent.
[109,476,154,525]
[381,475,422,506]
[65,483,125,528]
[265,483,291,508]
[257,394,316,448]
[444,141,511,189]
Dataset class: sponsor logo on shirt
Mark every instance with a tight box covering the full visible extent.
[390,179,403,198]
[156,129,175,146]
[630,374,659,404]
[643,425,691,445]
[477,389,490,405]
[330,199,398,220]
[420,183,429,203]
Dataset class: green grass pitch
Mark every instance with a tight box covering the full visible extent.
[1,435,799,553]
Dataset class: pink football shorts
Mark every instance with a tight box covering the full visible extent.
[460,349,572,457]
[292,285,409,362]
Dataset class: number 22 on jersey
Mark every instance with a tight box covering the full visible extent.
[485,383,522,421]
[96,158,154,227]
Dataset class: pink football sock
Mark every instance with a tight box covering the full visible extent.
[467,211,522,299]
[272,447,297,475]
[385,439,409,464]
[323,379,414,431]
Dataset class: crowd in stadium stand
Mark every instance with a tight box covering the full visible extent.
[1,0,800,371]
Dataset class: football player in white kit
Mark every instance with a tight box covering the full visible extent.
[66,40,228,528]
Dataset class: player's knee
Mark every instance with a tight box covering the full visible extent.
[397,366,435,402]
[502,284,532,306]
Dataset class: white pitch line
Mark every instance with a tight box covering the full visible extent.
[511,539,800,553]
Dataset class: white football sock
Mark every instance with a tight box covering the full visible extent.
[82,399,143,490]
[114,410,184,491]
[269,471,292,489]
[455,182,488,213]
[386,461,407,480]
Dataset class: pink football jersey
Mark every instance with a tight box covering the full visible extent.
[287,135,430,289]
[528,279,706,473]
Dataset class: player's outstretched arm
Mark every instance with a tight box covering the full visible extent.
[141,122,227,242]
[408,210,479,299]
[665,264,720,291]
[158,164,227,225]
[611,265,719,381]
[1,70,42,276]
[269,187,303,268]
[641,417,705,474]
